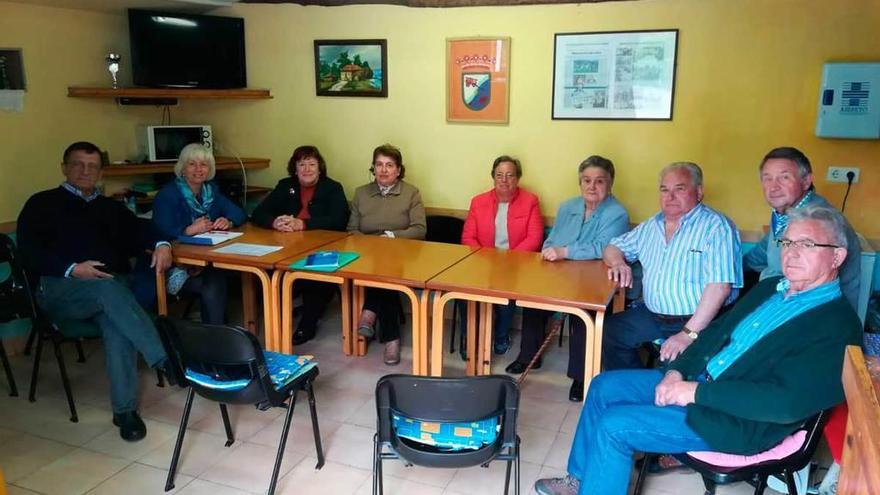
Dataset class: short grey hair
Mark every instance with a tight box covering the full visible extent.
[578,155,615,183]
[786,204,849,249]
[174,143,216,180]
[659,162,703,188]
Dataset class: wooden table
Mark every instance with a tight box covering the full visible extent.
[157,225,349,351]
[839,346,880,495]
[275,235,477,374]
[426,247,622,397]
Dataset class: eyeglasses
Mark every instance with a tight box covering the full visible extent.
[776,238,840,250]
[65,161,101,172]
[494,173,517,180]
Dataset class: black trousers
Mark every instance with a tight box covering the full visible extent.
[511,308,551,364]
[362,287,403,343]
[181,267,228,325]
[295,279,338,335]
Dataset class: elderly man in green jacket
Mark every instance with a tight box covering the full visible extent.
[535,204,862,495]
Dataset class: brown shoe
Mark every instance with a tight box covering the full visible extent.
[384,339,401,365]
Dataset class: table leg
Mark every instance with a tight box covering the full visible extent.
[592,309,606,385]
[418,289,431,375]
[340,279,352,356]
[354,285,366,356]
[429,292,508,377]
[269,270,283,352]
[353,280,420,375]
[241,272,257,334]
[466,300,478,376]
[515,300,596,400]
[214,264,273,351]
[280,271,345,355]
[479,302,494,375]
[156,270,168,317]
[156,257,206,319]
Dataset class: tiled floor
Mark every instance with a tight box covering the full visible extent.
[2,303,772,495]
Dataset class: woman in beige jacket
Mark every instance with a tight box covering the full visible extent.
[347,144,426,365]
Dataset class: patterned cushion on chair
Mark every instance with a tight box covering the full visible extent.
[392,413,500,451]
[184,352,315,391]
[687,430,806,467]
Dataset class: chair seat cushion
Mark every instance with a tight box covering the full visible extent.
[392,413,500,451]
[687,430,807,467]
[184,352,315,391]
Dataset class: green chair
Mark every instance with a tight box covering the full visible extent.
[0,234,34,397]
[0,232,106,422]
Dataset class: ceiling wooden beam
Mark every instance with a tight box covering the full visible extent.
[243,0,630,7]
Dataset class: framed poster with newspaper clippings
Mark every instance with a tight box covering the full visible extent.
[552,30,678,120]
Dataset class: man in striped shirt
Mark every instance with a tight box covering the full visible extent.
[600,162,742,377]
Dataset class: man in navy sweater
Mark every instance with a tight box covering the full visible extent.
[17,141,173,442]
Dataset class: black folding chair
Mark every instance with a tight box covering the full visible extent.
[0,232,35,397]
[374,374,520,495]
[633,409,831,495]
[155,317,324,495]
[0,233,101,420]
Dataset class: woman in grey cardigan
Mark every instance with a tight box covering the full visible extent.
[348,144,426,365]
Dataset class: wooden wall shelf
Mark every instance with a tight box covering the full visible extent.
[67,87,272,100]
[102,157,270,177]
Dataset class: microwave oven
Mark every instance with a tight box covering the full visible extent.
[140,125,213,162]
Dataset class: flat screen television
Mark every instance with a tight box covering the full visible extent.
[128,9,246,89]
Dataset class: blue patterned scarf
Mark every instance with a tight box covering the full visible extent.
[175,177,214,219]
[771,190,813,239]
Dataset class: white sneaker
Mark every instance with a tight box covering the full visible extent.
[534,475,580,495]
[767,464,811,495]
[817,462,840,495]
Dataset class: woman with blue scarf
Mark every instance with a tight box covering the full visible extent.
[151,143,247,324]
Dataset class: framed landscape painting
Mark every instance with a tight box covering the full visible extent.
[446,37,510,124]
[314,39,388,97]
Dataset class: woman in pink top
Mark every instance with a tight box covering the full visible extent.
[460,155,544,354]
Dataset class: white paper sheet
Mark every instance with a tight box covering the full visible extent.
[0,90,25,112]
[211,242,283,256]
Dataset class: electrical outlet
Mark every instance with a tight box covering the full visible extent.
[826,166,860,184]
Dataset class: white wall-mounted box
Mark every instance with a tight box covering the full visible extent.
[816,62,880,139]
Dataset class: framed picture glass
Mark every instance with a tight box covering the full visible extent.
[446,37,510,124]
[314,39,387,97]
[0,49,26,90]
[552,30,678,120]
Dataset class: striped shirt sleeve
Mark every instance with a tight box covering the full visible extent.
[702,216,743,287]
[610,220,645,263]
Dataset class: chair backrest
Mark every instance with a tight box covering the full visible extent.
[0,233,38,324]
[155,317,276,405]
[425,215,465,245]
[376,374,519,448]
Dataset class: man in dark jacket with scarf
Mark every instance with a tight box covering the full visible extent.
[535,204,862,495]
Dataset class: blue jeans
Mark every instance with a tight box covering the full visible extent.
[567,369,711,495]
[601,303,688,370]
[37,276,167,414]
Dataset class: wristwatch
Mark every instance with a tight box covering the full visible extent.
[682,326,699,340]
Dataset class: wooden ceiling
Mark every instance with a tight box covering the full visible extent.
[243,0,630,6]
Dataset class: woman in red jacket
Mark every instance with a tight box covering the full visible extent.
[461,155,544,354]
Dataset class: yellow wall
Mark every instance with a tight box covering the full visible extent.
[2,0,879,238]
